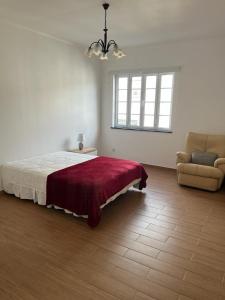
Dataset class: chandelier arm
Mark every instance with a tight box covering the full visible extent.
[89,41,99,49]
[97,39,105,48]
[89,40,105,48]
[107,40,117,51]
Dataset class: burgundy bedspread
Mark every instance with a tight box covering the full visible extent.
[46,156,148,227]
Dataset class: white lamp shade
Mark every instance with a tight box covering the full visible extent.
[93,44,101,56]
[77,133,84,142]
[100,53,108,60]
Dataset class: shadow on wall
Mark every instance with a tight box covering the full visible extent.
[62,138,71,151]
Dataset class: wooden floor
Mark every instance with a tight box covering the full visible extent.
[1,166,225,300]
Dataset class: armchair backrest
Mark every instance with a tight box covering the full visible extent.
[185,132,225,158]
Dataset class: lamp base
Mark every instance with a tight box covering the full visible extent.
[79,142,84,151]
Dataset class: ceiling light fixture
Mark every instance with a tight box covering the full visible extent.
[86,2,125,61]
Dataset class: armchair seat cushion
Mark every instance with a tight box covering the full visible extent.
[177,163,223,179]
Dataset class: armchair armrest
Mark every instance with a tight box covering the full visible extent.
[214,158,225,174]
[176,151,191,164]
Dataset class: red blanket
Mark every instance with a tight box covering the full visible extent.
[46,156,148,227]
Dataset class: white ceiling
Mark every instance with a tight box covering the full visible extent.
[0,0,225,47]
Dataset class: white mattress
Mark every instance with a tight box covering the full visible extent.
[0,151,140,218]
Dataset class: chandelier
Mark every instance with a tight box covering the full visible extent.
[86,2,125,60]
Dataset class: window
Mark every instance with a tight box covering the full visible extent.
[113,71,175,132]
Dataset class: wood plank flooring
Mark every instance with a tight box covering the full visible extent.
[1,165,225,299]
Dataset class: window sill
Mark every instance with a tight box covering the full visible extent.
[110,126,173,133]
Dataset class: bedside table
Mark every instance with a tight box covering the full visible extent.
[70,147,98,156]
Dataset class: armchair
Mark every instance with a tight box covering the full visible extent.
[176,132,225,191]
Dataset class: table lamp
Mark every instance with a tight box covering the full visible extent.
[77,133,84,150]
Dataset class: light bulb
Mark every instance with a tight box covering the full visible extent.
[117,49,126,59]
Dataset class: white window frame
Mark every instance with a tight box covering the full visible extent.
[112,70,176,132]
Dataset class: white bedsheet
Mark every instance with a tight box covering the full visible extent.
[0,151,140,218]
[1,151,96,205]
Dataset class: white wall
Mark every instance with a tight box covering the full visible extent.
[0,22,100,164]
[1,22,225,171]
[100,36,225,168]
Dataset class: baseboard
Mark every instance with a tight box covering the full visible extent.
[143,163,176,171]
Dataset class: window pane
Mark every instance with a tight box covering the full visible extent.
[118,102,127,114]
[144,115,154,127]
[130,115,140,126]
[146,76,157,88]
[131,103,140,114]
[119,90,127,101]
[145,102,155,115]
[132,77,142,89]
[132,89,141,102]
[118,77,128,89]
[160,89,172,102]
[118,114,126,125]
[161,74,173,88]
[146,89,156,101]
[158,116,170,128]
[160,102,171,115]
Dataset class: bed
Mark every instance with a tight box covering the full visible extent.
[0,151,148,226]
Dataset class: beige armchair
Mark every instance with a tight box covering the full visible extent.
[176,132,225,191]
